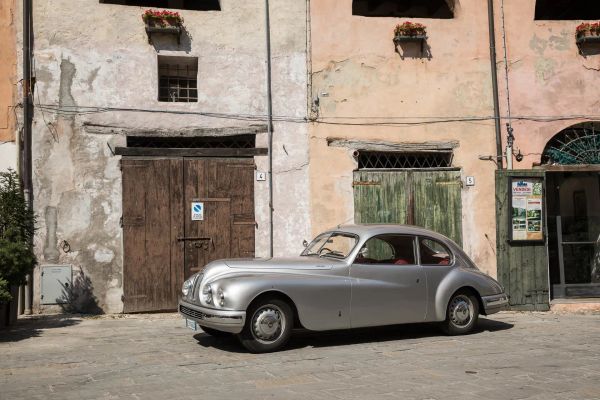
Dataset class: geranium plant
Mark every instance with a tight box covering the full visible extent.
[142,9,184,27]
[394,21,427,38]
[576,22,600,38]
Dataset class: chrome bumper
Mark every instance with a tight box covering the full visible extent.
[179,300,246,334]
[482,293,509,315]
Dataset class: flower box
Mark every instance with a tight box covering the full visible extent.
[142,9,184,45]
[393,22,427,52]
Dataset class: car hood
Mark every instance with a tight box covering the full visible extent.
[224,256,345,270]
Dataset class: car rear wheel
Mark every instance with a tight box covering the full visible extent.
[238,298,293,353]
[442,291,479,335]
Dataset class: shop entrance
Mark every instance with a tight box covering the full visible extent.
[546,171,600,299]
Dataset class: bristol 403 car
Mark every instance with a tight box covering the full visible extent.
[179,225,508,353]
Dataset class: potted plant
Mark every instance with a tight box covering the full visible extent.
[142,9,185,44]
[0,169,36,328]
[393,21,427,42]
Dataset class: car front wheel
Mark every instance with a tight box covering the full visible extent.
[238,298,293,353]
[442,291,479,335]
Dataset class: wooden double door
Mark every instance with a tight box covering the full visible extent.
[122,158,255,313]
[353,169,463,245]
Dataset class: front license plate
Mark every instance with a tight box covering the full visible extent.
[185,318,197,331]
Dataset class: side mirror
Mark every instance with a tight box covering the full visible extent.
[302,240,308,248]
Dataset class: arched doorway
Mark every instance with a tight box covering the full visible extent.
[543,123,600,299]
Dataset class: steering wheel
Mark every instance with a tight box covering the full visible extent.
[319,247,333,255]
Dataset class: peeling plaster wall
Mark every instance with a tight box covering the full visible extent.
[28,0,309,314]
[310,0,499,276]
[495,0,600,167]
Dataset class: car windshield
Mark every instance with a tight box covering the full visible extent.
[301,232,358,259]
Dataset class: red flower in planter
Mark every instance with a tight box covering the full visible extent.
[394,21,427,37]
[142,9,184,27]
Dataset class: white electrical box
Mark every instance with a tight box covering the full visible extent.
[41,265,72,305]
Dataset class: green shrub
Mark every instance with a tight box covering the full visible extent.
[0,169,36,303]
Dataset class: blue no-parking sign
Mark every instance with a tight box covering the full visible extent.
[191,202,204,221]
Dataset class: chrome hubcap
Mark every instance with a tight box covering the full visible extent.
[450,295,473,327]
[252,305,284,343]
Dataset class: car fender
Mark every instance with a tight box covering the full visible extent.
[433,268,504,321]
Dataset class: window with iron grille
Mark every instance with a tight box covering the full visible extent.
[158,56,198,103]
[358,151,453,169]
[352,0,454,18]
[127,135,256,149]
[100,0,221,11]
[535,0,600,20]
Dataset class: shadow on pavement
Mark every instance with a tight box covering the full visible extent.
[193,317,514,353]
[0,315,81,343]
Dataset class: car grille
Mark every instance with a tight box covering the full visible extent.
[180,305,207,320]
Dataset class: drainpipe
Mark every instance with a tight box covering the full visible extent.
[22,0,33,314]
[487,0,503,169]
[264,0,274,258]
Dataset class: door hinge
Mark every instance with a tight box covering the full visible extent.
[352,181,381,187]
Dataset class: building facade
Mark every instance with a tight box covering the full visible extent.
[15,0,600,315]
[26,0,310,314]
[0,0,18,173]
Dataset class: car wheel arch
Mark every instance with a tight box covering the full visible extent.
[246,290,304,330]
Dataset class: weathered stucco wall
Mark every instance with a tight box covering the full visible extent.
[0,0,17,146]
[28,0,309,313]
[495,0,600,167]
[309,0,499,276]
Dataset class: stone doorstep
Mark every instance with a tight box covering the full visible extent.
[550,299,600,314]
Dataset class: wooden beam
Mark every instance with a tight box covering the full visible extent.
[84,123,268,137]
[114,147,268,157]
[327,137,459,152]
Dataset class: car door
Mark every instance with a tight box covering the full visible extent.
[350,234,427,328]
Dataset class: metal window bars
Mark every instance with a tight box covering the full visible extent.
[158,62,198,103]
[126,135,256,149]
[358,151,453,169]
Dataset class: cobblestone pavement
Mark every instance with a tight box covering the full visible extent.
[1,312,599,400]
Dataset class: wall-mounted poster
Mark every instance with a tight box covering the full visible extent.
[510,178,544,242]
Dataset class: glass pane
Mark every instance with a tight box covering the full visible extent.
[563,243,599,284]
[419,238,452,265]
[302,233,358,259]
[356,235,415,265]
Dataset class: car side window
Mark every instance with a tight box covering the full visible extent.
[419,238,453,266]
[355,235,416,265]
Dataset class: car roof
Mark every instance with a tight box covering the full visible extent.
[326,224,454,242]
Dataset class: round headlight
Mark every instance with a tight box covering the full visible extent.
[217,288,225,307]
[202,284,213,304]
[182,278,194,296]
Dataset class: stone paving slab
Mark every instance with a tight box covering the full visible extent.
[1,312,599,400]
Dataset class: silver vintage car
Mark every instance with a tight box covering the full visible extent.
[179,225,508,353]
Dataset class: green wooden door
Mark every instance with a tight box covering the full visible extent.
[413,171,463,245]
[495,170,550,311]
[353,170,462,245]
[354,171,410,225]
